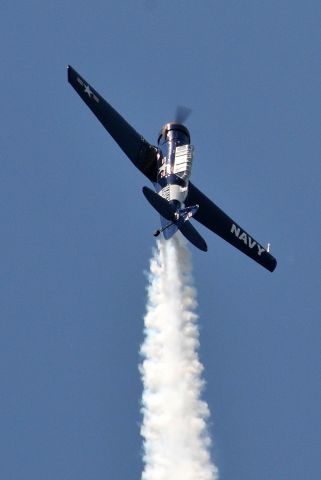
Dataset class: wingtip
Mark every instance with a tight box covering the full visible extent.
[265,254,277,272]
[270,257,277,272]
[67,65,75,83]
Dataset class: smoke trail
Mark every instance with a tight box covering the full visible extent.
[140,234,218,480]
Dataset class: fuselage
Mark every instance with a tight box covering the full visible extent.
[156,123,194,210]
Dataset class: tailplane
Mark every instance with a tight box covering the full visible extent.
[142,186,207,252]
[179,221,208,252]
[142,186,175,221]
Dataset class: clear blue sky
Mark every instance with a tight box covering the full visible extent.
[0,1,320,479]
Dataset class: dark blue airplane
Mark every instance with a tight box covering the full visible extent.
[67,66,277,272]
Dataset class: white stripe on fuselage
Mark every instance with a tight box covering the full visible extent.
[231,224,265,256]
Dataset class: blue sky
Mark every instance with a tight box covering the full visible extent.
[0,1,320,478]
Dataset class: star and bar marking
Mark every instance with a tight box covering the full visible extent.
[76,76,99,103]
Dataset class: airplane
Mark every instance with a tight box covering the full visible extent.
[67,66,277,272]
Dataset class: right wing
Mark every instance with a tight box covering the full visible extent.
[185,183,277,272]
[67,66,158,182]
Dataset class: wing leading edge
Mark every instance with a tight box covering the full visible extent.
[186,183,277,272]
[67,66,158,182]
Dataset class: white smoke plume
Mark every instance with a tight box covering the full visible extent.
[140,234,218,480]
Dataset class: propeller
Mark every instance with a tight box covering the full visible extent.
[174,105,192,124]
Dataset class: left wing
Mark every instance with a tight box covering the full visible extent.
[67,66,158,182]
[185,183,277,272]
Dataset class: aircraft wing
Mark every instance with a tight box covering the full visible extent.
[67,65,158,182]
[185,183,277,272]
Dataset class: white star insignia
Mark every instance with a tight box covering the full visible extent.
[84,84,93,98]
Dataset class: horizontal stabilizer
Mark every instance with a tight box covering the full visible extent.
[179,221,208,252]
[142,187,175,222]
